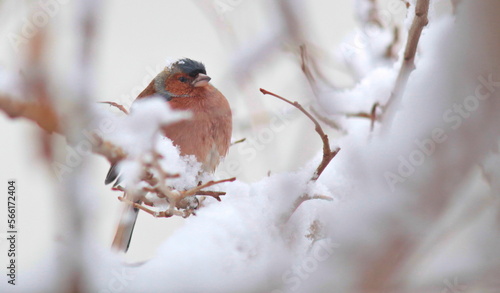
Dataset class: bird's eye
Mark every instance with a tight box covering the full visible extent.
[178,77,188,83]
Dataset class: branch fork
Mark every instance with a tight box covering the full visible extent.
[260,88,340,222]
[113,152,236,218]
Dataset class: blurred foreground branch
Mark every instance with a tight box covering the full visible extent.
[0,95,128,165]
[0,95,59,133]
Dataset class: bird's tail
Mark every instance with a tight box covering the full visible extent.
[112,196,141,253]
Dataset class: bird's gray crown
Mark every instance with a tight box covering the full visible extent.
[172,58,207,77]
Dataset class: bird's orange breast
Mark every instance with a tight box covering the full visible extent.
[162,85,232,172]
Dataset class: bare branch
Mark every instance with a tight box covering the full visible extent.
[0,95,59,133]
[195,190,226,199]
[310,106,343,132]
[180,177,236,199]
[385,26,401,60]
[284,194,333,224]
[99,101,129,115]
[383,0,430,120]
[369,102,380,131]
[344,102,381,131]
[299,45,337,93]
[116,176,235,220]
[260,88,340,181]
[231,138,246,146]
[91,134,127,164]
[118,196,190,218]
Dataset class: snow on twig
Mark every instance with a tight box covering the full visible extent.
[383,0,430,122]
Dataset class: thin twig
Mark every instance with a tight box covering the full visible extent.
[285,194,333,224]
[299,45,337,93]
[383,0,430,121]
[148,149,179,212]
[231,138,246,146]
[112,186,125,192]
[118,175,234,217]
[118,196,162,216]
[260,88,340,181]
[91,134,127,164]
[142,168,180,180]
[310,106,343,132]
[385,26,400,60]
[369,102,380,131]
[180,177,236,199]
[300,45,318,94]
[100,101,129,115]
[195,191,226,200]
[118,196,188,218]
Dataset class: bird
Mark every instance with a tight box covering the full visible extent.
[107,58,232,252]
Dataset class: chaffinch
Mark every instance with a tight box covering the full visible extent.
[108,58,232,252]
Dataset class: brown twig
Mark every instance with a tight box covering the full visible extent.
[361,0,384,27]
[112,186,125,192]
[344,102,381,131]
[100,101,129,115]
[118,196,190,218]
[180,177,236,199]
[142,168,180,180]
[310,106,343,132]
[117,176,235,218]
[385,26,401,60]
[195,191,226,200]
[91,134,127,164]
[383,0,430,120]
[300,45,317,94]
[299,45,337,93]
[260,88,340,181]
[284,194,333,223]
[231,138,246,146]
[369,102,380,131]
[107,133,236,219]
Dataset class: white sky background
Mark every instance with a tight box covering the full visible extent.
[0,0,361,268]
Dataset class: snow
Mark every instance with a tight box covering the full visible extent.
[0,65,22,98]
[100,97,190,158]
[155,137,203,191]
[318,66,396,115]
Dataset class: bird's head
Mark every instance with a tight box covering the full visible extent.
[154,58,211,100]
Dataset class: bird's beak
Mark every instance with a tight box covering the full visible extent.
[192,73,211,87]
